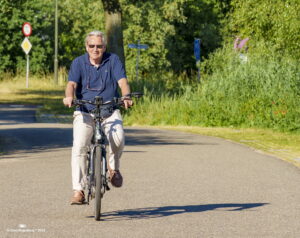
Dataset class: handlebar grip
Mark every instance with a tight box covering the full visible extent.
[131,92,143,98]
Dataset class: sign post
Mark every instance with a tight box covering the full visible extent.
[128,40,149,81]
[21,22,32,88]
[54,0,58,84]
[194,38,201,83]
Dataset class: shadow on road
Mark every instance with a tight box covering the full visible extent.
[100,203,269,221]
[0,104,38,125]
[0,127,218,157]
[0,127,73,156]
[0,105,219,157]
[125,128,218,146]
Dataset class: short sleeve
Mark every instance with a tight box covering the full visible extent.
[112,54,127,81]
[68,58,81,83]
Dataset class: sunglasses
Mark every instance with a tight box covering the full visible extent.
[88,44,104,49]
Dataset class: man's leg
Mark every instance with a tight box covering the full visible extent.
[71,111,94,204]
[102,110,125,187]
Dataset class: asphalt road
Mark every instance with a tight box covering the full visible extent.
[0,105,299,238]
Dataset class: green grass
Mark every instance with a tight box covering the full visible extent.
[0,74,72,115]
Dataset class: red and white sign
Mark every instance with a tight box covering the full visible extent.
[22,22,32,37]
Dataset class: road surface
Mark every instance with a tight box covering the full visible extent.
[0,105,299,237]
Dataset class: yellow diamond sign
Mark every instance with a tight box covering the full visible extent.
[21,37,32,54]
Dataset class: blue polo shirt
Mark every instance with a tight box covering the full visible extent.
[68,52,126,112]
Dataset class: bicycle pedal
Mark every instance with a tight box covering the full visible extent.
[106,184,110,191]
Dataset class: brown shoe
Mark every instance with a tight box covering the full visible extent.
[70,190,85,205]
[109,170,123,187]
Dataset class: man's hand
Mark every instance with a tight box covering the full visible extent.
[63,81,77,108]
[118,78,133,109]
[63,97,73,108]
[123,97,133,109]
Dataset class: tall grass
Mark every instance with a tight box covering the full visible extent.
[126,46,300,133]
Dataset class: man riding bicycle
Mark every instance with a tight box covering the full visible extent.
[63,30,133,205]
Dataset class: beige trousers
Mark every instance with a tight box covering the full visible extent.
[71,110,124,191]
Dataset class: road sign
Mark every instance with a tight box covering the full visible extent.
[22,22,32,37]
[128,41,149,81]
[128,43,149,49]
[21,37,32,88]
[21,37,32,55]
[194,38,201,61]
[194,39,201,83]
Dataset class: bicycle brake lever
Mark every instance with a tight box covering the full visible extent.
[131,92,143,98]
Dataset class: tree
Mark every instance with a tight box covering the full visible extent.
[101,0,125,65]
[224,0,300,59]
[0,0,228,75]
[121,0,226,74]
[59,0,104,67]
[0,0,54,74]
[0,0,105,74]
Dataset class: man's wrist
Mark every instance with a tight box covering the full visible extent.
[123,93,131,99]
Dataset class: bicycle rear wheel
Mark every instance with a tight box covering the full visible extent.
[94,146,102,221]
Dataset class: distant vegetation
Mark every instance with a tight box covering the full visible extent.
[0,0,299,132]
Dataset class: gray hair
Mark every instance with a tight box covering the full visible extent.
[85,30,107,45]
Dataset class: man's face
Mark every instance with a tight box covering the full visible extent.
[86,35,106,62]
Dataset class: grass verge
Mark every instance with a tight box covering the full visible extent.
[0,75,72,115]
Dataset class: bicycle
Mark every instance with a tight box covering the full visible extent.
[72,92,143,221]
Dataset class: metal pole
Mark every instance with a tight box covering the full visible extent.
[197,64,200,83]
[26,54,29,88]
[198,39,201,83]
[136,40,140,81]
[136,49,140,81]
[54,0,58,84]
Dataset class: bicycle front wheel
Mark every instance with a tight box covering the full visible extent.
[94,146,102,221]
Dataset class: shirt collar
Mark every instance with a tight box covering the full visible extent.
[84,52,110,66]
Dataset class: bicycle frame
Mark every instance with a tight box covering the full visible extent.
[86,111,109,204]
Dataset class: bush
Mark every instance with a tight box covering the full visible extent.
[126,45,300,132]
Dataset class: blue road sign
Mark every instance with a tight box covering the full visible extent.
[194,38,201,83]
[128,41,149,81]
[128,43,149,49]
[194,39,201,61]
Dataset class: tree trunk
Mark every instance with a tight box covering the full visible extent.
[101,0,125,65]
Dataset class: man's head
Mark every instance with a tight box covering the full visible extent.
[85,30,107,64]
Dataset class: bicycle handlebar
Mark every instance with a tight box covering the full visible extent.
[72,92,143,107]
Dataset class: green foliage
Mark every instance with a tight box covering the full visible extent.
[224,0,300,59]
[200,45,300,131]
[1,0,299,77]
[126,45,300,132]
[122,0,226,75]
[58,0,104,67]
[0,0,104,74]
[0,0,226,75]
[0,0,54,74]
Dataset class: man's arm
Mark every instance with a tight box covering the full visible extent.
[63,81,77,107]
[118,78,133,109]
